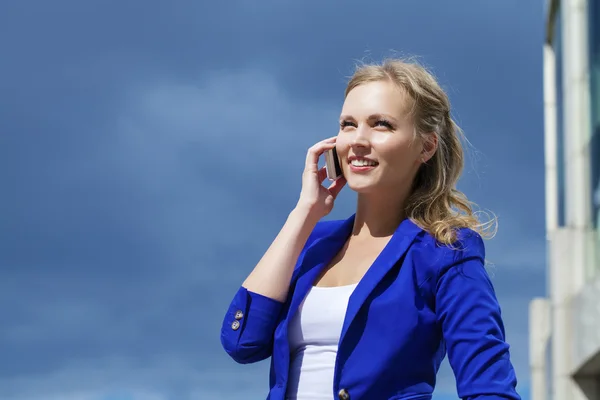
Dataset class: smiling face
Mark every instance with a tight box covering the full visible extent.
[336,80,427,194]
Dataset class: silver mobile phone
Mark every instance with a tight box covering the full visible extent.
[325,147,343,181]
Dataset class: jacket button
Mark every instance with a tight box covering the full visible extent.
[231,320,240,330]
[338,388,350,400]
[234,310,244,320]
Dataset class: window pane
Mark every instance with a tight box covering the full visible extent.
[555,8,566,227]
[589,0,600,274]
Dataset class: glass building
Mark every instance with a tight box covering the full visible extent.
[529,0,600,399]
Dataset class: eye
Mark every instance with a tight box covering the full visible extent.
[340,120,356,129]
[374,119,394,129]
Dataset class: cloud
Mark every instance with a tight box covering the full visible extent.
[0,0,545,398]
[0,67,340,398]
[0,61,539,398]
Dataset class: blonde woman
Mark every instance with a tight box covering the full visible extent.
[220,59,521,400]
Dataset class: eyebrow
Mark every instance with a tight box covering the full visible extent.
[339,113,399,123]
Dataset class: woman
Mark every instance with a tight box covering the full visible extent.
[220,59,521,400]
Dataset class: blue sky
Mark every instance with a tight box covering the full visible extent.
[0,1,544,399]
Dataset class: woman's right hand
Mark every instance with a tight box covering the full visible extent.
[296,137,347,220]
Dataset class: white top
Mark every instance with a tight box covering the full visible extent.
[286,283,358,400]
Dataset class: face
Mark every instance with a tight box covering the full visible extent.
[336,80,431,194]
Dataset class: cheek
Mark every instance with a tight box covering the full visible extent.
[335,136,351,157]
[376,137,417,165]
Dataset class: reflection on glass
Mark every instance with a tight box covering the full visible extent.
[589,0,600,273]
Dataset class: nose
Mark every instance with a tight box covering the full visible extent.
[351,123,370,148]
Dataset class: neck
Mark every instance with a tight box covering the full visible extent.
[352,187,411,238]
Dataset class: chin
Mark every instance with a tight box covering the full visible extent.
[346,177,379,194]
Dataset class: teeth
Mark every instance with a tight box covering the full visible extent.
[351,159,377,167]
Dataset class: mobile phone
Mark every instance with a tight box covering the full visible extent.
[325,147,343,181]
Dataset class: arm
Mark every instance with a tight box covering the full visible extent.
[436,233,521,400]
[242,206,321,302]
[220,207,320,364]
[220,137,346,364]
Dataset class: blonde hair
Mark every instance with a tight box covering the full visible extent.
[345,58,496,245]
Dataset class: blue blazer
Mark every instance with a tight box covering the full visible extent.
[220,215,521,400]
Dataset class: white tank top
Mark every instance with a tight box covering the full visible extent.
[286,283,358,399]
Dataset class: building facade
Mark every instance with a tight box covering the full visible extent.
[530,0,600,399]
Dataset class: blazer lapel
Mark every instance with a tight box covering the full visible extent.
[274,216,354,381]
[287,215,355,322]
[339,218,423,345]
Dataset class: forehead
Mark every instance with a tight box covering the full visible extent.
[341,80,410,118]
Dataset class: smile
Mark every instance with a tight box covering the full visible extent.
[348,157,379,173]
[350,159,378,167]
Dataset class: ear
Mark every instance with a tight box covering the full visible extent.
[420,133,438,164]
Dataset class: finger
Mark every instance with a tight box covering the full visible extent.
[304,140,337,173]
[317,166,327,182]
[328,176,347,199]
[306,138,336,161]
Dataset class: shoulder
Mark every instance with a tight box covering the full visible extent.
[306,219,346,247]
[299,217,347,255]
[301,218,346,249]
[447,227,485,260]
[312,218,346,237]
[416,226,484,260]
[291,218,347,277]
[410,227,485,284]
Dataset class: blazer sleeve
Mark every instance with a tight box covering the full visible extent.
[220,220,329,364]
[220,286,285,364]
[435,230,521,400]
